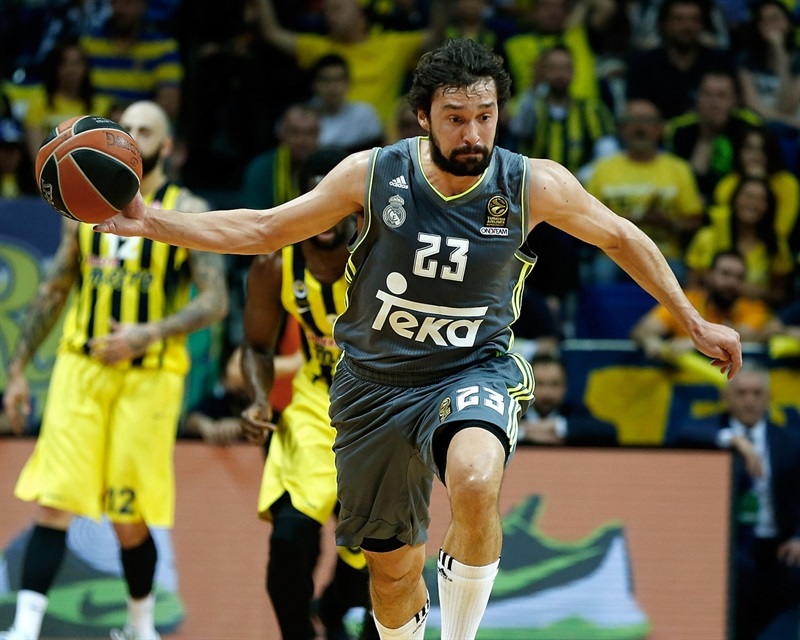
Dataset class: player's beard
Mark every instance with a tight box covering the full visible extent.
[428,127,492,177]
[140,145,162,178]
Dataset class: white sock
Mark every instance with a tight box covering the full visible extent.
[437,549,499,640]
[126,593,156,635]
[373,593,429,640]
[12,589,48,639]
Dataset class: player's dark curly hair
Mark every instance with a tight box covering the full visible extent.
[407,39,512,116]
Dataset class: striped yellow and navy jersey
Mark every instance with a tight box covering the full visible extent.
[333,137,537,386]
[60,183,192,374]
[81,25,182,106]
[280,244,348,387]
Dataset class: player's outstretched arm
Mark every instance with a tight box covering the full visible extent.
[528,158,742,378]
[95,151,371,255]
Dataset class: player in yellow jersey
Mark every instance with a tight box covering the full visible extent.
[239,147,377,640]
[1,101,228,640]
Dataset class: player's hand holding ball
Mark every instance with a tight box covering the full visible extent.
[35,115,142,224]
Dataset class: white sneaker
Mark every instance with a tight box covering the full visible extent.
[109,627,161,640]
[0,628,31,640]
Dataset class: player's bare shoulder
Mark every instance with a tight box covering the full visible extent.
[527,157,593,225]
[316,149,373,209]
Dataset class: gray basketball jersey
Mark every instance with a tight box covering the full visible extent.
[334,137,537,385]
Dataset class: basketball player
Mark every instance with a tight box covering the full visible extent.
[239,147,375,640]
[1,101,228,640]
[97,40,742,640]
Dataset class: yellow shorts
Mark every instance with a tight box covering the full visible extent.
[258,373,338,526]
[15,352,183,526]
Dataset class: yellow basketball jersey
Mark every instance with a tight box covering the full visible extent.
[280,244,348,387]
[59,183,192,374]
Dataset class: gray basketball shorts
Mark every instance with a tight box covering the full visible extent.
[328,352,534,549]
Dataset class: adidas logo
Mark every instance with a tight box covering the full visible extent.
[389,175,409,189]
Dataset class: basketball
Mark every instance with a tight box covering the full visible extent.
[35,115,142,224]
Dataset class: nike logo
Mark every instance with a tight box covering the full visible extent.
[80,590,128,619]
[492,545,606,597]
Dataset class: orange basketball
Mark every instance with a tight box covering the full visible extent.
[35,115,142,224]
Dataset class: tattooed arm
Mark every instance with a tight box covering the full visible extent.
[88,248,229,364]
[4,219,81,433]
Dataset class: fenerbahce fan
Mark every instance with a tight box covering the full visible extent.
[1,101,228,640]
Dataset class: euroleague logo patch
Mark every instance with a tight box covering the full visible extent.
[481,195,509,236]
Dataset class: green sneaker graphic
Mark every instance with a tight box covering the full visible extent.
[423,495,651,640]
[0,518,184,637]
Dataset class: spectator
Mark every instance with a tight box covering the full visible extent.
[664,69,761,202]
[712,124,799,254]
[253,0,446,126]
[178,0,308,197]
[631,250,782,366]
[32,0,111,70]
[442,0,519,56]
[507,44,618,176]
[231,103,320,387]
[385,96,427,144]
[685,176,793,306]
[675,365,800,640]
[585,98,703,283]
[22,39,115,160]
[504,0,600,102]
[0,117,37,198]
[568,0,632,117]
[240,103,320,210]
[81,0,183,121]
[518,353,619,445]
[629,0,730,50]
[737,0,800,157]
[626,0,735,120]
[308,54,384,152]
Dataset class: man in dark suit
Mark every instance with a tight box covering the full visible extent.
[519,354,618,446]
[677,365,800,639]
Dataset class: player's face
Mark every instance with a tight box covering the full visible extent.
[725,372,770,428]
[424,80,498,177]
[120,103,170,176]
[531,362,567,415]
[311,214,357,249]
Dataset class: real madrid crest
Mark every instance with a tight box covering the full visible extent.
[383,194,406,228]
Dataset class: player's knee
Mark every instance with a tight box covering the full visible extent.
[446,451,503,518]
[364,545,425,596]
